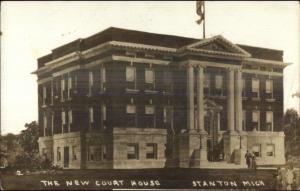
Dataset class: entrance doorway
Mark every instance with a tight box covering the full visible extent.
[204,100,223,162]
[64,146,69,168]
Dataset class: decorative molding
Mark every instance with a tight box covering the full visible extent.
[180,35,251,58]
[179,60,240,69]
[52,65,81,77]
[242,69,283,77]
[244,57,289,68]
[37,77,53,84]
[112,55,170,66]
[110,41,176,53]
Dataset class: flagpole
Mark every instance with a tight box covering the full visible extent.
[203,1,206,39]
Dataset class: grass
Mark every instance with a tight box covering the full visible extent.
[1,168,277,190]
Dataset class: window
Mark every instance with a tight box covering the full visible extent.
[252,111,259,122]
[43,114,47,129]
[252,144,261,157]
[266,111,273,131]
[100,67,106,92]
[88,145,106,161]
[126,67,136,82]
[145,105,155,115]
[89,71,94,87]
[102,104,106,120]
[252,78,259,93]
[43,86,47,105]
[42,148,49,160]
[252,111,260,130]
[102,145,107,160]
[89,107,94,123]
[242,78,246,95]
[101,105,107,129]
[57,147,61,161]
[68,110,73,124]
[72,146,77,160]
[145,69,154,84]
[215,75,223,89]
[204,73,210,88]
[163,107,173,123]
[68,76,72,90]
[242,110,246,131]
[61,79,65,100]
[62,111,66,125]
[127,144,138,159]
[146,143,157,159]
[88,146,101,161]
[126,105,136,114]
[163,71,172,92]
[101,67,106,83]
[266,144,275,157]
[266,79,273,94]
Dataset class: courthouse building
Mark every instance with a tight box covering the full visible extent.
[35,27,287,169]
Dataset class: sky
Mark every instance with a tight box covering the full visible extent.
[1,1,299,135]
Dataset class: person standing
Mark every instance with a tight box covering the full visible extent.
[251,152,257,170]
[285,164,296,190]
[245,150,252,168]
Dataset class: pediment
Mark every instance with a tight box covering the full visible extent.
[183,35,251,58]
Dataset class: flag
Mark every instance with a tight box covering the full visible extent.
[196,1,205,25]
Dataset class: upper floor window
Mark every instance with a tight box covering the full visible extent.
[266,79,273,94]
[61,79,65,100]
[215,75,223,89]
[126,104,136,114]
[126,67,136,82]
[204,73,210,88]
[68,76,72,90]
[62,111,66,125]
[43,86,47,105]
[100,67,106,92]
[252,78,259,93]
[266,111,273,131]
[242,110,246,131]
[145,105,155,115]
[101,104,107,129]
[89,71,94,87]
[145,69,154,84]
[242,78,246,95]
[89,107,94,123]
[252,110,260,130]
[43,113,47,130]
[68,110,73,125]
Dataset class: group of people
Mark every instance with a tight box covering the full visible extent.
[275,164,298,190]
[245,150,257,170]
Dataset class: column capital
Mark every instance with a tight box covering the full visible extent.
[186,62,195,68]
[196,64,206,69]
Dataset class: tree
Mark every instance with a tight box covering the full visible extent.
[18,121,39,154]
[283,109,300,159]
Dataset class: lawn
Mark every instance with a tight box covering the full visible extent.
[1,168,277,190]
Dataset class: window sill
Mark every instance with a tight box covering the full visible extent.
[126,89,140,94]
[145,90,159,94]
[251,97,261,101]
[265,98,276,102]
[207,95,226,100]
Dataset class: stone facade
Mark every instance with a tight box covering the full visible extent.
[35,27,287,169]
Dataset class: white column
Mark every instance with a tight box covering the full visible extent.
[227,68,235,132]
[197,66,205,132]
[235,68,243,132]
[187,64,195,130]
